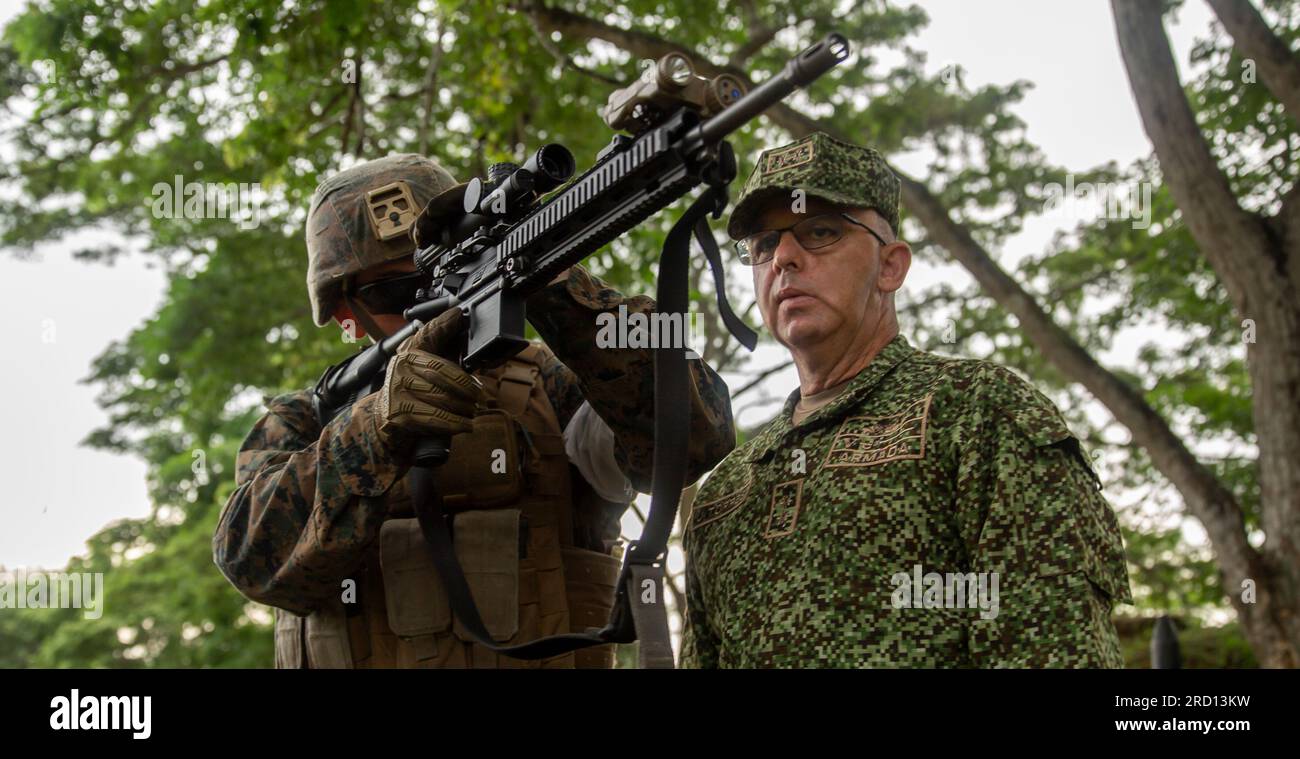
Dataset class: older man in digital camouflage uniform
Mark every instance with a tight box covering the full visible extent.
[213,153,734,668]
[680,133,1132,668]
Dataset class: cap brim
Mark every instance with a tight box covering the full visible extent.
[727,186,868,240]
[727,187,789,240]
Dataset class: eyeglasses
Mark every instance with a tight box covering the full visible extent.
[735,212,889,266]
[350,271,428,315]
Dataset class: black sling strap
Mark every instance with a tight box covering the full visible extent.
[407,178,755,667]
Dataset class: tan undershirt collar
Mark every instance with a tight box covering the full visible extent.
[791,373,858,426]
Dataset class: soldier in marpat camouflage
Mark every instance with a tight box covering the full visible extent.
[213,154,735,668]
[680,132,1132,668]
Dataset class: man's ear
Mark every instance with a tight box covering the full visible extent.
[332,303,368,340]
[877,239,912,294]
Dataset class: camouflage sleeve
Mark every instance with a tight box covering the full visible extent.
[532,341,588,432]
[212,389,406,616]
[679,528,720,669]
[957,364,1133,668]
[526,264,736,493]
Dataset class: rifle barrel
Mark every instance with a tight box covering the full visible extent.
[696,32,849,145]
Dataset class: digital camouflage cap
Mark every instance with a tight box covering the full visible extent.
[306,153,461,326]
[726,132,900,240]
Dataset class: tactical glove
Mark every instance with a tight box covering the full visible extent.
[374,308,483,454]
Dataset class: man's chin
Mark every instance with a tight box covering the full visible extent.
[776,319,831,351]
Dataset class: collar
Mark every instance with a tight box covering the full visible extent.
[745,334,917,463]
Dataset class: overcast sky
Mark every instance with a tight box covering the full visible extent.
[0,0,1218,569]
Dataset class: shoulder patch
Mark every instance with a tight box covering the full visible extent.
[980,365,1073,448]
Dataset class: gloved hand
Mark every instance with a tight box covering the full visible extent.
[374,308,483,454]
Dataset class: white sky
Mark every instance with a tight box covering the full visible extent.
[0,0,1219,571]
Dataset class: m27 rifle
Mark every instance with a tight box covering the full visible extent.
[313,33,850,667]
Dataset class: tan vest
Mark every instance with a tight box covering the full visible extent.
[274,345,623,669]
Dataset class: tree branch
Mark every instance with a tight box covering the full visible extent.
[732,359,794,400]
[517,0,744,78]
[1111,0,1282,312]
[1206,0,1300,121]
[142,53,231,80]
[728,0,779,68]
[1204,0,1300,289]
[353,58,367,157]
[303,88,347,143]
[522,11,626,86]
[340,66,357,157]
[418,15,447,156]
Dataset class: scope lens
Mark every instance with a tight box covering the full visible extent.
[527,144,576,191]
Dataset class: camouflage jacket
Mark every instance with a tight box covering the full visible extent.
[214,266,735,616]
[680,335,1133,668]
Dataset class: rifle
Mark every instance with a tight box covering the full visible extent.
[313,32,850,667]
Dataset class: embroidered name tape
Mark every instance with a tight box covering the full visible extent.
[690,470,754,529]
[762,141,816,175]
[823,394,932,468]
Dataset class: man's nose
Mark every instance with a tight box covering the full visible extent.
[769,230,806,272]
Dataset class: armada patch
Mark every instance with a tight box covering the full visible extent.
[764,478,803,539]
[762,140,815,175]
[690,471,753,529]
[823,393,932,468]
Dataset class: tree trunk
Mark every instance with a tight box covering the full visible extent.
[1112,0,1299,668]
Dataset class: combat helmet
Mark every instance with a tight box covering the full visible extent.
[305,153,462,326]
